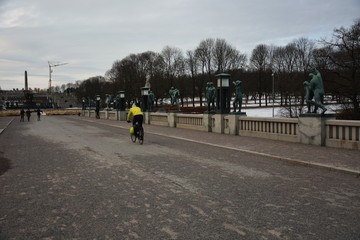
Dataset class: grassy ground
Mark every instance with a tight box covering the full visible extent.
[0,109,81,117]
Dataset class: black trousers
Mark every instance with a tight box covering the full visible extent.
[132,115,143,128]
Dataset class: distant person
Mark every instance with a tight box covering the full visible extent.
[26,109,31,122]
[95,106,100,119]
[20,108,25,122]
[36,108,41,121]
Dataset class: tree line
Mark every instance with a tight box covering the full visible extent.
[72,19,359,115]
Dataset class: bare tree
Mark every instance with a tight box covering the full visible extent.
[321,18,360,113]
[195,38,215,81]
[312,46,333,70]
[250,44,271,107]
[161,46,184,88]
[294,37,315,74]
[292,38,316,107]
[75,76,106,103]
[186,50,200,106]
[212,38,247,73]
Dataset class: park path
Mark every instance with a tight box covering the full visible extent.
[0,115,359,239]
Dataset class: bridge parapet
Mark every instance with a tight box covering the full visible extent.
[83,110,360,151]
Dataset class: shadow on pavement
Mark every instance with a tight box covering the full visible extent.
[0,156,11,176]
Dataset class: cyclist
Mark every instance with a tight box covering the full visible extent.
[127,102,144,138]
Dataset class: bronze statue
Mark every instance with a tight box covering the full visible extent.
[169,87,180,111]
[304,68,327,114]
[147,90,155,112]
[233,80,243,113]
[105,94,112,109]
[206,82,216,112]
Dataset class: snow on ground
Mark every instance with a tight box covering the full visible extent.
[244,105,340,117]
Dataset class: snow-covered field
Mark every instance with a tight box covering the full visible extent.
[176,98,342,117]
[244,105,339,117]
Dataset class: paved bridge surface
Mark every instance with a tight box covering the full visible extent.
[0,115,359,239]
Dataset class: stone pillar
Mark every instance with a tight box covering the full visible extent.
[212,114,224,134]
[298,114,335,146]
[168,112,176,128]
[119,111,127,121]
[144,112,150,124]
[203,114,213,132]
[225,114,240,135]
[25,71,28,91]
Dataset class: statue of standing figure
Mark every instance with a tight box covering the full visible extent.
[145,75,151,89]
[82,97,86,110]
[147,90,155,112]
[169,87,180,111]
[304,68,327,114]
[206,82,216,112]
[233,80,243,113]
[105,94,112,109]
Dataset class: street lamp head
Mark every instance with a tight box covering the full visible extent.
[215,73,230,88]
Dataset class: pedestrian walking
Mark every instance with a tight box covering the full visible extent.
[20,108,25,122]
[36,108,41,121]
[95,106,100,119]
[25,109,31,122]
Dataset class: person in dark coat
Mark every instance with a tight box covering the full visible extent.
[20,108,25,122]
[36,108,41,121]
[25,109,31,122]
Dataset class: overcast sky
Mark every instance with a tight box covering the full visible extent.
[0,0,359,90]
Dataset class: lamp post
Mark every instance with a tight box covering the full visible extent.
[272,72,275,118]
[141,87,149,112]
[216,73,231,114]
[118,91,125,111]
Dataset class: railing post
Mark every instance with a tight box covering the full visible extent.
[298,114,335,146]
[212,114,224,134]
[226,114,240,135]
[119,111,127,121]
[168,112,176,128]
[144,112,150,124]
[203,114,213,132]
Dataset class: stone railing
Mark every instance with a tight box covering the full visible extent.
[83,109,126,121]
[176,114,204,130]
[82,110,360,150]
[148,113,168,126]
[237,117,298,142]
[325,120,360,149]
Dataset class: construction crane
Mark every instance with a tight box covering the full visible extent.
[48,61,68,94]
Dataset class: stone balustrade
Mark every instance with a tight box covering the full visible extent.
[325,119,360,150]
[81,110,360,150]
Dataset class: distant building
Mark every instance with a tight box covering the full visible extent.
[0,89,80,109]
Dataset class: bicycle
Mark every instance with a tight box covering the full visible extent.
[130,122,144,145]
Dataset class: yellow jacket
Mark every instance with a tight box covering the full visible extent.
[127,106,143,121]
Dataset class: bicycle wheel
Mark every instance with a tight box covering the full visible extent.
[130,133,136,143]
[138,128,144,145]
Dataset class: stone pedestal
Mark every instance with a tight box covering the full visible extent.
[168,112,176,128]
[223,113,246,135]
[144,112,150,124]
[212,114,224,134]
[118,111,127,121]
[298,113,335,146]
[225,115,239,135]
[203,114,213,132]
